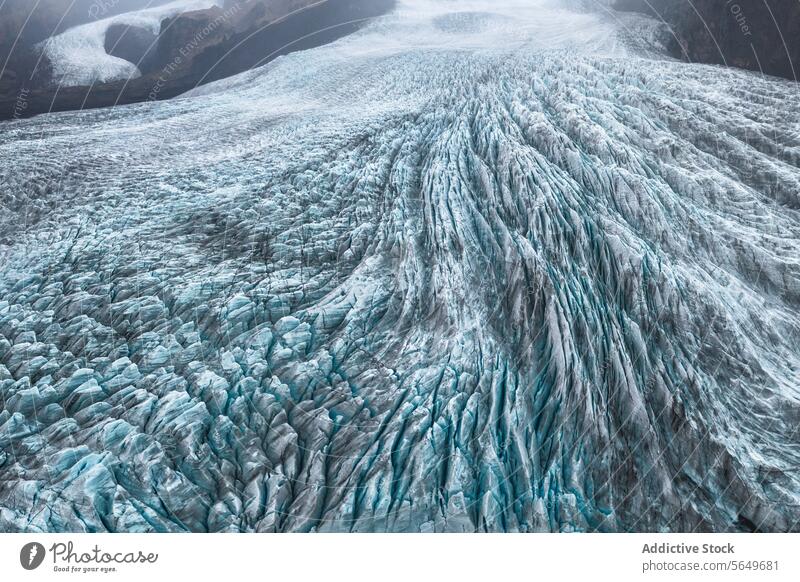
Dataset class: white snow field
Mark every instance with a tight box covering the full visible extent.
[38,0,223,87]
[2,0,800,532]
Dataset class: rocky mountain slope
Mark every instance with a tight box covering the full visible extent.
[614,0,800,80]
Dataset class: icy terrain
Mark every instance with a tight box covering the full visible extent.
[2,0,800,532]
[38,0,222,87]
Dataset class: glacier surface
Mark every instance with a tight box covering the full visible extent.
[2,0,800,532]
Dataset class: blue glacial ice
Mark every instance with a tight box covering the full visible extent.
[1,0,800,532]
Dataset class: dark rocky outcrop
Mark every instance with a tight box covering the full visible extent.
[615,0,800,80]
[104,23,160,72]
[155,7,230,68]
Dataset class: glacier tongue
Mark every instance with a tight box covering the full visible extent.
[2,0,800,532]
[38,0,223,88]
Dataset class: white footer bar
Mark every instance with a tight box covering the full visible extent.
[2,533,797,581]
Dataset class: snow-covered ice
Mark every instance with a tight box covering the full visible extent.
[2,0,800,532]
[38,0,222,87]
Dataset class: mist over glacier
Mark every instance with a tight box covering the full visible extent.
[1,0,800,532]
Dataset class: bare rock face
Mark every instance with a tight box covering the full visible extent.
[614,0,800,80]
[104,24,160,73]
[155,7,229,70]
[149,0,352,76]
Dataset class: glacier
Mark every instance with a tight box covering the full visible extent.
[2,0,800,532]
[38,0,223,88]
